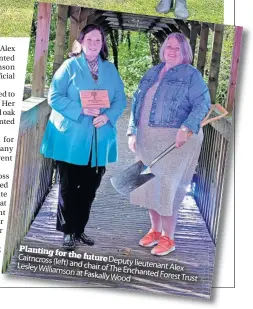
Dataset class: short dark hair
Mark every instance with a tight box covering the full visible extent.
[70,24,108,60]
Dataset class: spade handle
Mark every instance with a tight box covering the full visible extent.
[148,103,228,169]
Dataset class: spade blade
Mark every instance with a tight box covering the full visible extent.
[110,160,155,195]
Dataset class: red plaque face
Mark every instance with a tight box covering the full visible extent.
[80,90,110,108]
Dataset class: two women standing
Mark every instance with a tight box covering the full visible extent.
[41,25,210,257]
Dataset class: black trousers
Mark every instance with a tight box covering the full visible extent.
[56,159,105,236]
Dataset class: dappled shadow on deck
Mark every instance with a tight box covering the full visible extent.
[7,104,215,299]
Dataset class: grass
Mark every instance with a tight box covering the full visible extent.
[0,0,224,37]
[0,0,34,37]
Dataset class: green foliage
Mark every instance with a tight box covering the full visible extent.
[216,26,235,105]
[108,31,153,97]
[25,6,233,105]
[25,38,35,85]
[202,26,234,106]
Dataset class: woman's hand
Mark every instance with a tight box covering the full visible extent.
[83,108,100,117]
[175,128,191,148]
[128,135,136,153]
[93,114,109,128]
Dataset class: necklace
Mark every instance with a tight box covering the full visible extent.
[87,57,99,82]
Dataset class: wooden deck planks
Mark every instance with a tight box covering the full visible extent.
[7,103,216,299]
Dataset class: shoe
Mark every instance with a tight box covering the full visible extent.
[156,0,174,14]
[151,235,175,256]
[139,229,162,247]
[75,232,95,246]
[174,0,189,19]
[63,233,76,251]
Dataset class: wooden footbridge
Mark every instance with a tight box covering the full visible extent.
[2,2,241,299]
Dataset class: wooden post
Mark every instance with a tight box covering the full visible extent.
[189,22,200,65]
[175,20,190,38]
[31,2,52,97]
[87,11,104,24]
[197,23,209,76]
[226,26,243,114]
[208,24,224,104]
[68,7,94,52]
[68,6,81,52]
[53,5,69,74]
[79,8,93,32]
[153,31,167,43]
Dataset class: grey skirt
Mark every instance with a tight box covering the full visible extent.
[130,82,203,216]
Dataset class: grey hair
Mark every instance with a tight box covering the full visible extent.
[159,32,193,64]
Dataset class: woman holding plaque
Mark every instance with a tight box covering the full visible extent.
[40,24,127,251]
[127,33,210,256]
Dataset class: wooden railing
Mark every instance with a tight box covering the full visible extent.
[194,115,232,245]
[2,98,54,271]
